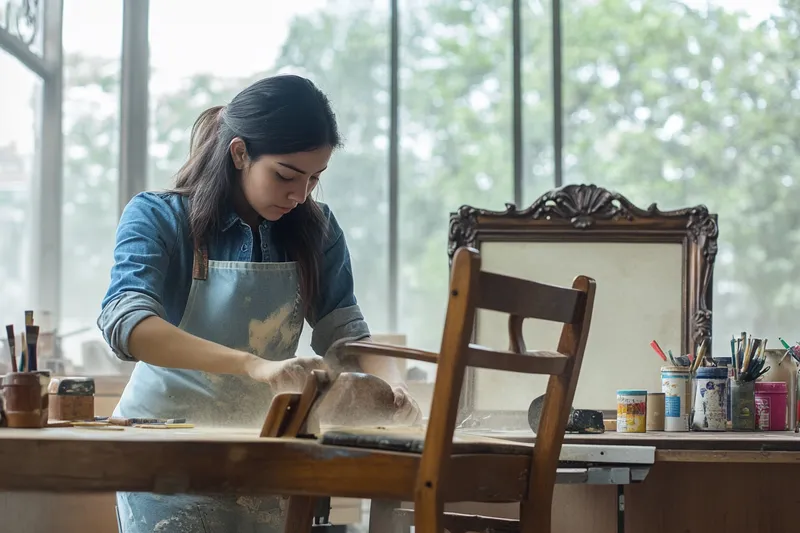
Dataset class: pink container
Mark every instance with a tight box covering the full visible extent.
[755,381,788,431]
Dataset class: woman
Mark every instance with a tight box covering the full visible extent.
[98,74,420,532]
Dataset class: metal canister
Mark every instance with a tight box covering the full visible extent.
[616,389,647,433]
[661,366,690,431]
[646,392,665,431]
[692,367,728,431]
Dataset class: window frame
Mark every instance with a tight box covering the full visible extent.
[1,0,561,366]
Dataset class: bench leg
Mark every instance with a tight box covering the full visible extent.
[284,496,316,533]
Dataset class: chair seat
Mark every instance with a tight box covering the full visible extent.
[319,426,534,456]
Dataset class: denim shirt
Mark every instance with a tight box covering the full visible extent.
[97,191,370,361]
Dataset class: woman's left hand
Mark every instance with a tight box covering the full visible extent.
[391,385,423,426]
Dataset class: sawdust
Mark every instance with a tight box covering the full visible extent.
[152,516,181,532]
[315,372,397,426]
[248,301,298,358]
[235,496,285,526]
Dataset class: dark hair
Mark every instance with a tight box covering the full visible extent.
[173,75,342,319]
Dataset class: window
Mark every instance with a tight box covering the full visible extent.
[523,0,555,202]
[398,0,515,383]
[561,1,794,355]
[147,0,391,352]
[59,0,122,373]
[0,49,40,352]
[7,0,795,385]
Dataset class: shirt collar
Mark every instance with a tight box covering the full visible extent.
[221,208,240,232]
[219,204,271,232]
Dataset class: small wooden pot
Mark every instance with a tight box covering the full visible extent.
[48,377,95,421]
[3,372,46,428]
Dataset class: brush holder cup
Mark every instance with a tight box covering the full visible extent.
[2,371,51,428]
[730,379,756,431]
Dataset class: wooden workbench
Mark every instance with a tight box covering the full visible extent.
[1,427,799,532]
[0,426,532,501]
[448,430,800,533]
[564,430,800,463]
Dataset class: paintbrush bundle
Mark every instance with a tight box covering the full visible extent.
[4,310,36,373]
[731,332,769,382]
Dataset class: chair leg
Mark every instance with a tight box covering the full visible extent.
[413,491,443,533]
[284,496,316,533]
[519,487,553,533]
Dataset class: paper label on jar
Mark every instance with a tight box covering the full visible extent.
[617,396,646,432]
[665,395,681,417]
[755,396,770,430]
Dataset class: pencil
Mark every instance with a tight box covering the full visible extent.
[5,325,16,373]
[26,325,39,372]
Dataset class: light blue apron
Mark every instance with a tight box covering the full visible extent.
[115,240,304,532]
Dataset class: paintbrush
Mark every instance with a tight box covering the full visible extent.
[5,325,16,373]
[19,331,27,372]
[24,310,34,327]
[26,325,39,372]
[691,339,707,372]
[649,340,668,362]
[742,336,755,375]
[777,337,794,366]
[667,349,678,366]
[739,332,747,371]
[730,336,739,380]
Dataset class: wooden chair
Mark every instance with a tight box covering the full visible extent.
[263,246,596,533]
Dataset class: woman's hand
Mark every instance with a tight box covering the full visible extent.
[246,356,331,393]
[391,384,423,426]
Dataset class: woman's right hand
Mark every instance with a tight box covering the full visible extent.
[245,355,331,393]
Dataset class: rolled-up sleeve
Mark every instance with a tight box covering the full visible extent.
[309,204,371,355]
[97,192,178,361]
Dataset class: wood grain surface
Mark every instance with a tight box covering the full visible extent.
[0,427,529,502]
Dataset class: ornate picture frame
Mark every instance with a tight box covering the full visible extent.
[448,184,718,425]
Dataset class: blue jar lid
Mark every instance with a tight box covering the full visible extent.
[696,366,728,379]
[617,389,647,396]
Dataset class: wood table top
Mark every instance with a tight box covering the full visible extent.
[465,428,800,462]
[464,428,800,449]
[3,425,800,450]
[0,426,532,499]
[0,424,798,497]
[560,430,800,452]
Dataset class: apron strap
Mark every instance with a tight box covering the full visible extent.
[192,238,209,280]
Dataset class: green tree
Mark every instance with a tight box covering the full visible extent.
[61,53,120,327]
[63,0,800,367]
[555,0,800,343]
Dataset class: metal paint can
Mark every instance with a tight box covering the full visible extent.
[755,381,788,431]
[616,389,647,433]
[691,366,728,431]
[661,366,690,432]
[646,392,665,431]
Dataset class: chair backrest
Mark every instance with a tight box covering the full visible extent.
[416,246,596,509]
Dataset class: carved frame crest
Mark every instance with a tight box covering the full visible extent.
[448,184,718,421]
